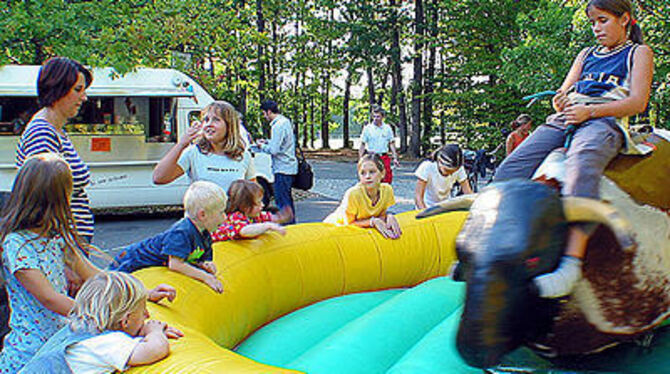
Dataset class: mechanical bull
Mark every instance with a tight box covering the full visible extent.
[419,129,670,368]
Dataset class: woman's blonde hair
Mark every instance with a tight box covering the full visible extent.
[0,153,86,270]
[69,271,147,333]
[196,101,245,160]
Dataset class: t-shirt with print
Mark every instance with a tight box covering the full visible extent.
[212,211,273,242]
[324,183,396,225]
[0,231,68,373]
[414,161,468,207]
[177,144,256,192]
[360,123,394,154]
[109,217,212,273]
[414,160,467,207]
[66,331,143,374]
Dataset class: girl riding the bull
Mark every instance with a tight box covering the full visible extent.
[494,0,654,298]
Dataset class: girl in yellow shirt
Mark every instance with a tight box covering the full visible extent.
[325,154,402,239]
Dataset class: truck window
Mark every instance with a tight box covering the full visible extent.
[57,97,176,143]
[0,97,39,136]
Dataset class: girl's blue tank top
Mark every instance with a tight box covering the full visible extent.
[574,41,638,101]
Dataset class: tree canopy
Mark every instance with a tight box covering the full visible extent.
[2,0,668,156]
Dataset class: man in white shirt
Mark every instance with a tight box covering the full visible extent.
[358,106,399,183]
[257,100,298,224]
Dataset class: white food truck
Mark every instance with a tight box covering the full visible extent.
[0,65,272,208]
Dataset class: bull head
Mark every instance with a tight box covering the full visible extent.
[419,130,670,369]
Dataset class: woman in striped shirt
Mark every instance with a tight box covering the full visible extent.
[15,57,94,242]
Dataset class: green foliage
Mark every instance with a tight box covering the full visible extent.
[1,0,668,146]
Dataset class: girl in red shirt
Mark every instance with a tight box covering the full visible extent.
[211,180,291,242]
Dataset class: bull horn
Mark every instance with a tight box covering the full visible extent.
[416,194,476,219]
[561,197,636,251]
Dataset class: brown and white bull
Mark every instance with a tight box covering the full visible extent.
[419,129,670,368]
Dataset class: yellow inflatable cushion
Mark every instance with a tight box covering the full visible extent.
[130,211,467,373]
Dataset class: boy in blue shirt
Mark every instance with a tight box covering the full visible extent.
[109,181,227,293]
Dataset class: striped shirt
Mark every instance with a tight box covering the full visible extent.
[15,119,94,239]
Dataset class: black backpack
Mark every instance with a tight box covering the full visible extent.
[293,145,313,191]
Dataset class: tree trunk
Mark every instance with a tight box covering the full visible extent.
[366,66,375,109]
[293,72,301,139]
[302,88,308,148]
[390,0,408,153]
[378,61,391,106]
[320,73,331,149]
[269,19,279,95]
[410,0,424,157]
[310,95,315,149]
[422,0,438,153]
[439,52,446,144]
[343,67,353,149]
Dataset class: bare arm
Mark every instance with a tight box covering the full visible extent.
[564,45,654,124]
[167,256,223,293]
[127,321,170,367]
[505,134,514,155]
[414,179,428,210]
[358,141,366,158]
[239,222,286,238]
[71,246,100,281]
[389,141,400,167]
[553,48,590,113]
[153,122,202,184]
[15,269,74,316]
[460,179,474,195]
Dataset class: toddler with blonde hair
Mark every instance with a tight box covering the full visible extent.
[21,271,183,373]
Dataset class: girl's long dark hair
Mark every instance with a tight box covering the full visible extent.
[0,153,86,268]
[587,0,644,44]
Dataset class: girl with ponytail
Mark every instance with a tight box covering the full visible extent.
[495,0,654,298]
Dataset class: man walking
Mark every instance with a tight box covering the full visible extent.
[258,100,297,224]
[358,106,399,183]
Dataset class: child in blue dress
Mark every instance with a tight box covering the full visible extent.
[0,153,100,373]
[495,0,654,298]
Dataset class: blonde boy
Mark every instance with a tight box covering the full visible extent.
[110,181,227,293]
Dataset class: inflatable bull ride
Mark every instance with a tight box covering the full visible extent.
[420,128,670,370]
[127,131,668,373]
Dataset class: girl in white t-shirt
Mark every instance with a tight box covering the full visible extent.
[153,101,256,193]
[414,144,473,209]
[22,271,183,373]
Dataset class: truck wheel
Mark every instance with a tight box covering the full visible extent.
[257,178,274,207]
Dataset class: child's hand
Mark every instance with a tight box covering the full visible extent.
[371,217,394,239]
[563,103,590,125]
[386,214,402,239]
[266,222,287,236]
[141,320,167,336]
[179,121,202,146]
[201,261,217,275]
[552,90,570,113]
[147,284,177,303]
[205,275,224,293]
[165,325,184,340]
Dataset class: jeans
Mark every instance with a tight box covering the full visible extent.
[495,115,623,199]
[274,173,296,224]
